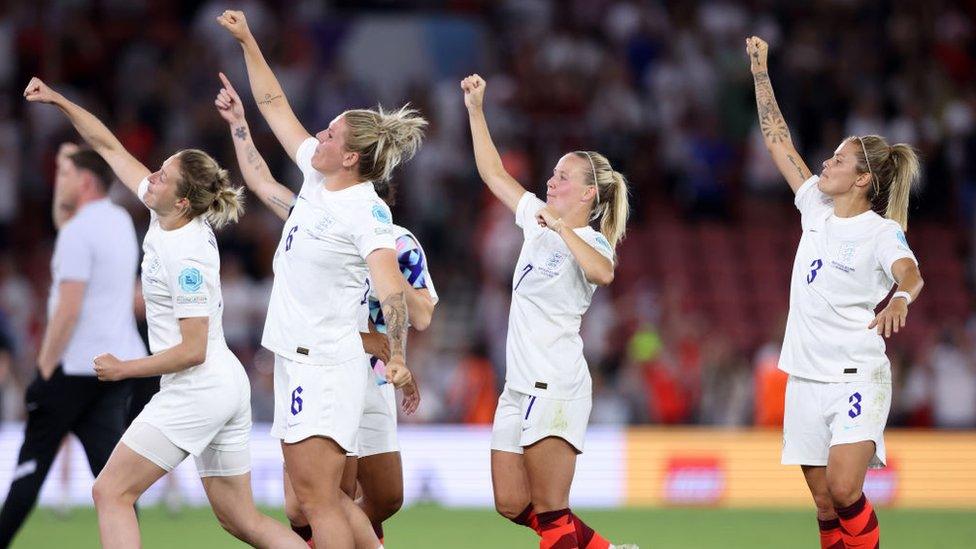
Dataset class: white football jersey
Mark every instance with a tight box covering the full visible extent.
[261,137,396,365]
[138,179,236,387]
[505,192,614,400]
[779,176,918,383]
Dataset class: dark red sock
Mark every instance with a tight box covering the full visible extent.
[291,523,312,542]
[818,517,845,549]
[513,503,541,533]
[536,508,578,549]
[571,513,611,549]
[836,493,880,549]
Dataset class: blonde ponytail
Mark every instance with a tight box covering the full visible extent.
[176,149,245,230]
[574,151,630,253]
[207,185,245,230]
[342,104,428,183]
[847,135,920,231]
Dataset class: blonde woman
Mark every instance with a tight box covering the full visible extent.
[747,36,924,549]
[23,77,306,548]
[218,11,426,549]
[462,74,635,549]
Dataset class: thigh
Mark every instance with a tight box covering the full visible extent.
[201,472,258,521]
[826,440,876,496]
[491,449,531,512]
[341,455,359,499]
[357,452,402,503]
[523,437,577,512]
[96,441,169,499]
[282,437,347,506]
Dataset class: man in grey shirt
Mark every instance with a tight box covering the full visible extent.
[0,145,146,547]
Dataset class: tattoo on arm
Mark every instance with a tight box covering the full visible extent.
[268,195,294,214]
[245,144,262,167]
[786,152,811,181]
[380,291,408,359]
[234,126,248,140]
[258,93,283,106]
[753,71,791,144]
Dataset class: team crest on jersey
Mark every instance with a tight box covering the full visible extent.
[539,250,569,277]
[144,255,161,276]
[830,241,857,273]
[178,267,203,292]
[372,204,392,224]
[593,234,612,255]
[313,214,336,234]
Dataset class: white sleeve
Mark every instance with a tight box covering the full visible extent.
[583,231,616,262]
[515,191,546,239]
[54,224,92,282]
[351,201,396,259]
[794,175,832,228]
[168,252,215,319]
[295,137,319,176]
[137,177,150,208]
[875,224,918,282]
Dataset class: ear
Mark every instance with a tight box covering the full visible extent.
[174,196,191,215]
[581,184,599,203]
[853,172,873,191]
[342,150,360,170]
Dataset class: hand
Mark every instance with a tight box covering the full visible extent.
[215,72,246,125]
[746,36,769,74]
[216,10,252,43]
[23,77,62,105]
[400,379,421,415]
[93,353,127,381]
[384,357,412,389]
[535,206,565,233]
[461,74,486,111]
[868,297,908,338]
[361,332,391,364]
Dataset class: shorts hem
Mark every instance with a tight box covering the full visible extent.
[197,465,252,478]
[781,457,828,467]
[490,444,524,455]
[279,430,356,454]
[520,433,584,454]
[357,445,400,458]
[121,440,178,472]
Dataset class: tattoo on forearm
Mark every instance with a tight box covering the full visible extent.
[786,153,810,181]
[245,144,261,166]
[269,195,293,213]
[258,93,283,105]
[753,71,791,144]
[234,126,248,140]
[381,291,408,358]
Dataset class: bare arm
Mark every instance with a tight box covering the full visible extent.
[461,75,526,213]
[215,72,296,221]
[24,78,150,194]
[746,37,812,193]
[869,258,924,338]
[217,11,311,162]
[404,285,435,331]
[94,317,209,380]
[36,281,85,380]
[367,249,412,387]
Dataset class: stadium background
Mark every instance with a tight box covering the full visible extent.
[0,0,974,547]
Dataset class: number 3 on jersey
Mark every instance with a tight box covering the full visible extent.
[514,264,533,291]
[285,225,299,252]
[806,258,823,284]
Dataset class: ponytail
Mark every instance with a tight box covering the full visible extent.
[574,151,630,254]
[847,135,920,231]
[342,104,428,185]
[176,149,245,230]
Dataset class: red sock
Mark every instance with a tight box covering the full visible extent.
[513,503,541,533]
[571,513,611,549]
[836,494,880,549]
[291,523,313,542]
[536,508,579,549]
[818,517,845,549]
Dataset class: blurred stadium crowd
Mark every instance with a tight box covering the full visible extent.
[0,0,974,429]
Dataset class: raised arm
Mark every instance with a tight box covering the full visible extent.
[23,77,150,195]
[461,74,527,213]
[215,72,296,221]
[366,249,412,389]
[217,11,311,162]
[746,37,812,193]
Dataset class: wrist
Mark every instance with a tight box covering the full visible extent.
[892,291,912,305]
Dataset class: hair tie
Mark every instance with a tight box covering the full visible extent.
[857,136,877,195]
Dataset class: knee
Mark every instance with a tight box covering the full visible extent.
[826,477,862,509]
[372,491,402,521]
[212,508,247,540]
[92,475,129,509]
[494,496,526,520]
[811,491,836,517]
[284,493,305,526]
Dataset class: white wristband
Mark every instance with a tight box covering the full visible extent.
[892,291,912,305]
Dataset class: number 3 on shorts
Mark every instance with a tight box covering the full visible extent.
[291,386,304,415]
[848,391,862,418]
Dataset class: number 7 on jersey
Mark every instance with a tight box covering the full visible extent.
[514,263,533,291]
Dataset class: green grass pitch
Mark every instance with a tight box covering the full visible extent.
[11,505,975,548]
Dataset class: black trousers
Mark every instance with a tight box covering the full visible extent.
[0,367,132,548]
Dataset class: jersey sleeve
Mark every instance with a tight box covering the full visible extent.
[350,200,396,260]
[168,252,216,319]
[136,177,151,209]
[396,234,439,304]
[583,231,616,262]
[794,175,832,228]
[875,223,919,282]
[295,137,319,177]
[54,223,92,282]
[515,191,546,239]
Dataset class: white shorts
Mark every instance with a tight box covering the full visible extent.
[121,422,251,477]
[271,353,369,452]
[355,377,399,458]
[490,385,591,454]
[124,350,252,476]
[782,375,891,468]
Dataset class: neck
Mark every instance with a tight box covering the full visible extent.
[832,193,872,219]
[157,210,192,231]
[324,168,364,192]
[74,192,105,211]
[561,205,592,230]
